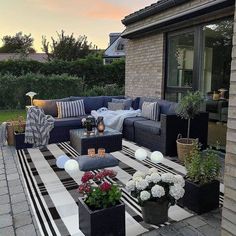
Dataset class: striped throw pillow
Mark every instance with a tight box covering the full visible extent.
[141,102,160,121]
[57,100,86,118]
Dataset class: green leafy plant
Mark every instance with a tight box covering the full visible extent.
[78,169,122,210]
[176,91,203,143]
[185,143,221,185]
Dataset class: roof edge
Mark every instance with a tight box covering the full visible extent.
[122,0,189,26]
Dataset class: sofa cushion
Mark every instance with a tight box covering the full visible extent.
[103,96,125,107]
[123,117,147,127]
[141,101,160,121]
[108,102,125,111]
[33,97,71,117]
[54,116,86,127]
[139,97,157,109]
[83,96,104,114]
[134,120,161,135]
[112,98,132,110]
[57,100,86,118]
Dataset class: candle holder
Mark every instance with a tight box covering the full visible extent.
[98,148,106,157]
[88,148,96,157]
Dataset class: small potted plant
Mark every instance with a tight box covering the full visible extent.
[176,91,203,162]
[126,168,185,225]
[77,169,125,236]
[180,143,221,214]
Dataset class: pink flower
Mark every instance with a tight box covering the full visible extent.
[78,184,91,193]
[100,182,112,191]
[81,172,95,183]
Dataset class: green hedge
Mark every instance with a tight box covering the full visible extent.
[0,56,125,86]
[0,74,124,109]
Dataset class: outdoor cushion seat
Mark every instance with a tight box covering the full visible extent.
[123,116,147,127]
[134,120,161,135]
[54,116,86,127]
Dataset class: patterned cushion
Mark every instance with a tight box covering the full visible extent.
[112,98,132,110]
[108,102,125,111]
[141,101,160,121]
[57,100,85,118]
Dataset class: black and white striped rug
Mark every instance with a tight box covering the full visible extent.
[16,140,224,236]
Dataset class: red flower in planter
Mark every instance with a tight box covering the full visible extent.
[78,184,91,194]
[81,172,95,183]
[100,182,112,191]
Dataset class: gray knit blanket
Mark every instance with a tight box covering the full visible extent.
[24,107,55,148]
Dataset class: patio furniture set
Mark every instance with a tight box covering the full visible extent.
[14,95,208,158]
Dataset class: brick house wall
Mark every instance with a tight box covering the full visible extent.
[124,0,234,98]
[221,2,236,235]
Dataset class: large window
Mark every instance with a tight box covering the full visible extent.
[165,18,233,102]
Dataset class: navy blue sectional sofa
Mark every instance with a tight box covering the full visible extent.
[15,96,208,157]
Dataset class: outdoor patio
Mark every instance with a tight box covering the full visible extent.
[0,142,224,236]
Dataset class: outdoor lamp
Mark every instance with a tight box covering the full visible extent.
[26,91,37,105]
[150,151,164,163]
[135,148,147,161]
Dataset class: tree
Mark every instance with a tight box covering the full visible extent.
[42,30,97,61]
[0,32,36,54]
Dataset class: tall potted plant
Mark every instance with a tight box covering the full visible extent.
[126,168,185,225]
[180,143,221,214]
[176,91,203,162]
[77,169,125,236]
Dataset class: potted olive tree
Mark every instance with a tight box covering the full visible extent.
[176,91,203,162]
[180,143,221,214]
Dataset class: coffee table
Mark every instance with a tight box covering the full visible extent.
[70,127,122,155]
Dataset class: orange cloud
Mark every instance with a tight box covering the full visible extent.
[26,0,130,20]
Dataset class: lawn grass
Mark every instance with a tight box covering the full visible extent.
[0,110,26,123]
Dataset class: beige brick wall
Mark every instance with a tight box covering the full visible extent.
[221,2,236,235]
[125,33,164,98]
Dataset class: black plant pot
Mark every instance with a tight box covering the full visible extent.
[179,179,220,214]
[14,132,32,150]
[78,197,125,236]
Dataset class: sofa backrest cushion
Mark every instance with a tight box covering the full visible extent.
[33,97,71,117]
[108,102,125,111]
[103,96,125,107]
[57,100,86,118]
[83,96,104,114]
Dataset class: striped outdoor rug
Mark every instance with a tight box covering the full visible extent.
[16,140,224,236]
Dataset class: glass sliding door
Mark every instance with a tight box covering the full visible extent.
[166,31,195,101]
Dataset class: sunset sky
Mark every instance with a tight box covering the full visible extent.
[0,0,157,52]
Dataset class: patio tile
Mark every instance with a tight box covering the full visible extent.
[0,214,13,228]
[9,185,24,195]
[14,211,32,228]
[16,224,37,236]
[0,186,8,195]
[0,226,15,236]
[8,179,22,188]
[0,203,11,215]
[12,201,29,214]
[197,224,221,236]
[0,194,10,204]
[180,226,204,236]
[185,217,207,228]
[0,179,7,187]
[7,173,20,181]
[0,174,6,180]
[11,193,26,204]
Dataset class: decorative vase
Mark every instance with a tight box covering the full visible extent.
[141,200,170,225]
[96,116,105,133]
[78,197,125,236]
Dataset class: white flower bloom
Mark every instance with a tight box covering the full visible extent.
[133,176,143,182]
[161,173,175,183]
[169,184,185,200]
[145,175,152,183]
[140,191,151,201]
[136,179,149,190]
[133,171,146,179]
[150,173,161,183]
[148,167,158,175]
[151,185,165,198]
[173,175,185,187]
[126,180,136,191]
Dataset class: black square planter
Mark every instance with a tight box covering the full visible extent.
[14,132,32,150]
[180,179,220,214]
[78,197,125,236]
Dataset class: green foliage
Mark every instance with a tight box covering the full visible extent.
[0,32,35,54]
[176,91,202,120]
[42,30,97,61]
[185,143,221,185]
